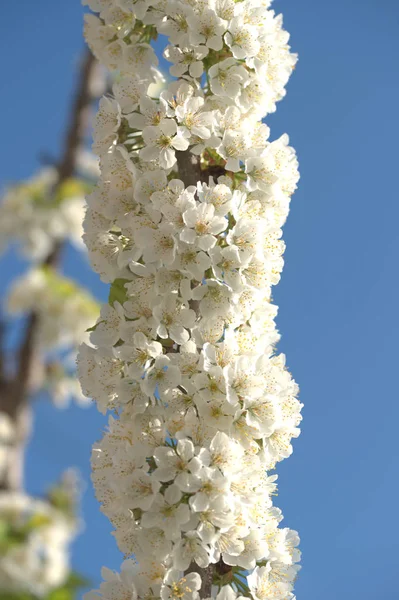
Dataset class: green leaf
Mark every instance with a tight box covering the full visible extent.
[47,488,74,518]
[64,572,90,590]
[25,512,52,531]
[0,518,9,540]
[86,320,105,333]
[108,278,130,306]
[0,592,35,600]
[47,588,73,600]
[53,178,92,206]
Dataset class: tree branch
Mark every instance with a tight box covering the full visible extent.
[176,150,203,187]
[0,49,99,491]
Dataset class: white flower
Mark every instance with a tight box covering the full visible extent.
[113,75,148,114]
[216,586,237,600]
[196,181,234,217]
[247,564,294,600]
[152,292,196,344]
[216,129,253,172]
[161,570,201,600]
[172,340,201,384]
[188,8,226,51]
[225,19,260,60]
[123,43,158,77]
[244,394,278,436]
[135,223,177,265]
[153,439,202,489]
[193,366,226,402]
[154,185,196,232]
[84,561,138,600]
[0,167,86,260]
[215,526,245,561]
[117,332,163,380]
[181,203,227,251]
[90,302,125,347]
[101,145,136,193]
[172,241,212,282]
[140,120,190,169]
[226,217,263,260]
[142,355,181,398]
[188,466,229,512]
[262,426,300,468]
[214,0,236,21]
[195,393,236,432]
[196,496,234,544]
[151,178,194,213]
[102,39,124,71]
[224,356,265,406]
[245,135,299,195]
[128,469,161,510]
[207,431,244,474]
[173,531,211,570]
[175,96,214,140]
[209,58,249,99]
[210,245,246,291]
[164,45,209,79]
[0,492,77,597]
[119,0,149,21]
[224,528,269,569]
[192,280,234,318]
[128,95,167,130]
[158,4,195,46]
[141,485,190,540]
[93,96,121,154]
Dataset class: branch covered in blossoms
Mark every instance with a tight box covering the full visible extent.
[80,1,302,599]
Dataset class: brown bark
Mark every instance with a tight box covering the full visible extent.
[188,562,215,598]
[176,151,203,187]
[0,49,99,491]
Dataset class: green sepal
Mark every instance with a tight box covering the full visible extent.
[108,278,130,306]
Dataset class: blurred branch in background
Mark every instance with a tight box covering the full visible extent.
[0,49,98,492]
[0,48,104,598]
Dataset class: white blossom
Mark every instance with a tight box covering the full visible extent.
[208,58,249,99]
[161,570,201,600]
[140,120,190,169]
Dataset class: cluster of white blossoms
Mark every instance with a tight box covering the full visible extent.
[0,168,88,261]
[0,474,80,597]
[6,267,99,407]
[80,1,302,599]
[7,268,98,351]
[1,166,101,406]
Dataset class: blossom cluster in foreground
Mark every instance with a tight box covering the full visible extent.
[79,0,302,599]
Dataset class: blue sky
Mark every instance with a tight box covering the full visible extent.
[1,0,399,598]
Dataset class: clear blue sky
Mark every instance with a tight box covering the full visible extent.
[1,1,399,598]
